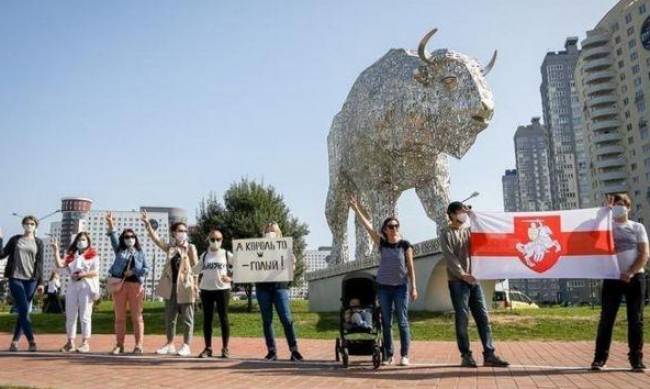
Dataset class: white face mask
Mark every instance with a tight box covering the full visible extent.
[612,205,628,219]
[23,224,36,234]
[175,232,188,243]
[77,239,89,250]
[264,232,277,239]
[124,238,136,248]
[209,240,222,250]
[456,213,468,223]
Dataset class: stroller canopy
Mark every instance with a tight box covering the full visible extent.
[341,271,376,307]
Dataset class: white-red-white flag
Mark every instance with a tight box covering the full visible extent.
[469,208,620,280]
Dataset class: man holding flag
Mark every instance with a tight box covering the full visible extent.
[440,201,509,368]
[592,194,648,373]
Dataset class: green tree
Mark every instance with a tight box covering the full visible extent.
[192,179,309,311]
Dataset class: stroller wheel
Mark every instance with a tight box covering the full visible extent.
[341,347,349,368]
[372,346,381,369]
[335,338,340,362]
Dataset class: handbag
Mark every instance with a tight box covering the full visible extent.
[107,255,133,294]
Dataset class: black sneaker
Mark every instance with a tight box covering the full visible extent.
[9,342,18,352]
[198,348,213,358]
[484,354,509,367]
[461,354,478,368]
[290,350,304,361]
[221,348,230,359]
[630,359,646,373]
[590,359,607,371]
[28,342,37,352]
[264,351,277,361]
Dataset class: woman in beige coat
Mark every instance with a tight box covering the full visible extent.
[141,211,198,357]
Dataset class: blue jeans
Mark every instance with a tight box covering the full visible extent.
[256,285,297,352]
[378,283,410,358]
[448,280,495,357]
[9,278,37,343]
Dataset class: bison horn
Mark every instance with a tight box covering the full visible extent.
[417,28,439,65]
[482,50,497,76]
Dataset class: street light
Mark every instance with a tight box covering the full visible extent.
[461,191,480,204]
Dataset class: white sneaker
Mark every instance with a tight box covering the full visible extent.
[177,344,191,357]
[382,355,394,365]
[77,342,90,353]
[156,344,176,355]
[399,356,409,366]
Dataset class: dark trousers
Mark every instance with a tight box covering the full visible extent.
[256,285,297,352]
[594,274,645,362]
[200,289,230,349]
[9,278,37,343]
[448,280,495,357]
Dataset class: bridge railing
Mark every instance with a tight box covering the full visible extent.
[306,239,441,281]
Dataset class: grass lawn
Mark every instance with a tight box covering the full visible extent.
[1,300,648,342]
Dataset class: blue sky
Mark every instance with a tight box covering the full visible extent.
[0,0,617,249]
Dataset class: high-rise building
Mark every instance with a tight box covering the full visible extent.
[501,169,520,212]
[576,0,650,228]
[514,117,553,212]
[44,198,185,297]
[290,246,331,299]
[541,37,591,210]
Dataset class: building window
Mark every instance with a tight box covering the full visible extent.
[616,35,622,44]
[619,60,626,68]
[631,51,639,61]
[633,64,641,74]
[629,39,638,49]
[626,13,633,23]
[628,26,635,36]
[641,4,647,14]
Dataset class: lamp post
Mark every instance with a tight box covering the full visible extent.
[149,218,159,301]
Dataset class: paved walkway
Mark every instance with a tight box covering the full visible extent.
[1,334,649,388]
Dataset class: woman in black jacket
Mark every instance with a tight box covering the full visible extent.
[0,216,45,352]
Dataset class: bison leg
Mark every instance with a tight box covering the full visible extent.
[415,154,451,238]
[325,177,350,264]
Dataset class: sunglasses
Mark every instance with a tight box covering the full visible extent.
[386,224,400,230]
[209,238,223,242]
[124,235,136,239]
[176,230,188,233]
[24,222,36,226]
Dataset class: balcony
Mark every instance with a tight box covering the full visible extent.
[587,81,617,96]
[583,56,614,72]
[601,182,628,194]
[594,144,625,156]
[585,69,616,83]
[589,106,618,119]
[591,118,621,131]
[588,94,618,108]
[582,45,612,60]
[593,132,623,143]
[597,170,627,181]
[594,157,626,169]
[581,31,610,48]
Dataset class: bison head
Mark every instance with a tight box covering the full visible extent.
[412,28,496,159]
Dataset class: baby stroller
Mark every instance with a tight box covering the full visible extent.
[335,271,383,369]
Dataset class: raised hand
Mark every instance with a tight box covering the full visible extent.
[0,227,3,240]
[141,210,149,225]
[105,212,114,230]
[604,195,614,209]
[349,194,359,209]
[50,238,59,252]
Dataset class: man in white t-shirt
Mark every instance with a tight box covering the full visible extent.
[592,194,649,373]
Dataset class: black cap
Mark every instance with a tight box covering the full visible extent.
[447,201,465,216]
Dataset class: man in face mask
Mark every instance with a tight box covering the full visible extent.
[440,201,509,368]
[592,194,649,372]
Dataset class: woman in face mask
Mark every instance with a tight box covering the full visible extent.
[255,222,304,361]
[105,212,150,355]
[592,194,649,372]
[194,229,233,358]
[141,210,198,357]
[52,232,100,353]
[0,216,45,352]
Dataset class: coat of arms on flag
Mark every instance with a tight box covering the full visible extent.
[469,208,620,280]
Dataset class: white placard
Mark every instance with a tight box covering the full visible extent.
[232,237,293,283]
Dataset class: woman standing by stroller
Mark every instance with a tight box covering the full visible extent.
[349,195,418,366]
